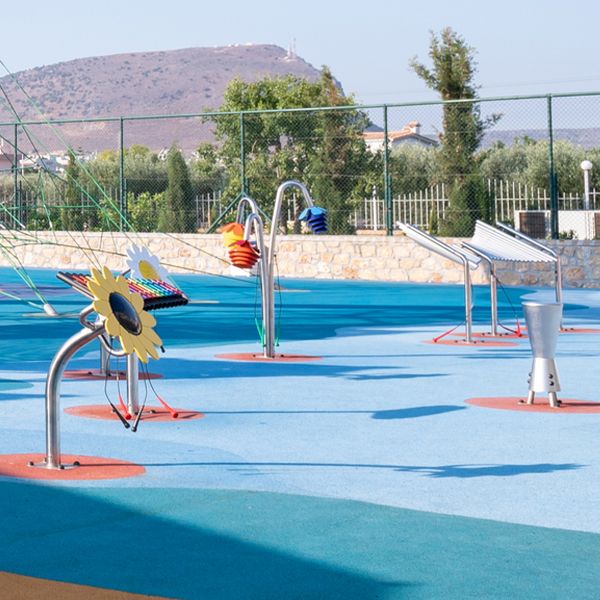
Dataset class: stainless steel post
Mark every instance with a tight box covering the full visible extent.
[463,260,473,343]
[522,301,562,408]
[489,265,498,336]
[265,181,315,358]
[236,199,271,358]
[241,213,270,357]
[44,324,105,469]
[127,353,139,414]
[100,341,111,375]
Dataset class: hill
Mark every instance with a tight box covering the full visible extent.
[0,44,326,152]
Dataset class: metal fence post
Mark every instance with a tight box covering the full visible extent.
[383,105,392,235]
[240,112,247,194]
[119,117,125,231]
[547,95,559,239]
[13,123,18,224]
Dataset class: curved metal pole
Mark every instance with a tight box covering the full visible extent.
[267,180,314,269]
[44,320,105,469]
[462,246,497,336]
[236,195,261,224]
[243,212,272,357]
[462,257,473,344]
[127,354,139,414]
[264,181,315,357]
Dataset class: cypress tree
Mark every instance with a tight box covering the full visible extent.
[160,145,195,232]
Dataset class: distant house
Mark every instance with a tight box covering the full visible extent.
[362,121,438,153]
[18,153,68,174]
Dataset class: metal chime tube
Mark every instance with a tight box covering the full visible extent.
[127,353,140,414]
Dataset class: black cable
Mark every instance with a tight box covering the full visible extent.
[132,361,150,433]
[103,356,130,429]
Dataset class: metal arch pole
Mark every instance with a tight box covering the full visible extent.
[127,354,140,414]
[463,258,473,344]
[44,324,105,469]
[243,212,271,357]
[461,243,497,336]
[265,181,315,358]
[236,195,260,224]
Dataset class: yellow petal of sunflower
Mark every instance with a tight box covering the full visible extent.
[92,299,111,317]
[89,267,102,284]
[115,277,130,296]
[140,311,156,328]
[119,331,135,355]
[141,327,162,347]
[102,266,115,283]
[137,335,159,361]
[142,338,160,361]
[129,292,144,312]
[104,314,123,338]
[134,345,150,364]
[87,279,106,300]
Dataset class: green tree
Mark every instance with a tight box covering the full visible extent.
[191,143,226,195]
[214,68,371,233]
[124,145,168,196]
[159,145,195,232]
[389,145,438,193]
[479,140,529,182]
[410,27,499,235]
[129,191,165,232]
[61,150,85,230]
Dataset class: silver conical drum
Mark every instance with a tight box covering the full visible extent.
[524,302,562,358]
[522,302,563,407]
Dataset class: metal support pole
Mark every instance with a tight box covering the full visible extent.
[489,265,498,336]
[100,340,111,376]
[13,123,18,222]
[127,354,139,415]
[240,113,247,194]
[266,181,315,358]
[383,105,393,236]
[119,117,125,231]
[242,211,270,357]
[547,95,559,240]
[43,324,105,469]
[463,260,473,343]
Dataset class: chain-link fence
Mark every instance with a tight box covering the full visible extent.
[1,92,600,238]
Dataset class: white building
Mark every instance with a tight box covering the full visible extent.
[362,121,438,153]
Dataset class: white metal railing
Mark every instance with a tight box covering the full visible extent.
[352,180,598,231]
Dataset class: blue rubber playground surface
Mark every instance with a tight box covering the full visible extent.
[1,267,600,598]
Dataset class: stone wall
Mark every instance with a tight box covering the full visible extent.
[4,231,600,288]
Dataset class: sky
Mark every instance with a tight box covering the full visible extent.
[2,0,599,108]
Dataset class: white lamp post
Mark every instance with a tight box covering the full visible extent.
[581,160,593,210]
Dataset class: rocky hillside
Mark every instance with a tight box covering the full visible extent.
[0,44,325,152]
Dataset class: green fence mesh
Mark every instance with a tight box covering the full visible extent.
[1,92,600,238]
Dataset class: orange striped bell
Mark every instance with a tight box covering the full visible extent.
[228,240,260,269]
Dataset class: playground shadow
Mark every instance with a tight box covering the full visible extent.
[372,405,466,419]
[202,404,465,420]
[142,460,582,480]
[394,463,582,478]
[0,480,401,600]
[35,356,450,384]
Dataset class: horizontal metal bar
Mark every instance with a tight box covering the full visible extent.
[2,91,600,128]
